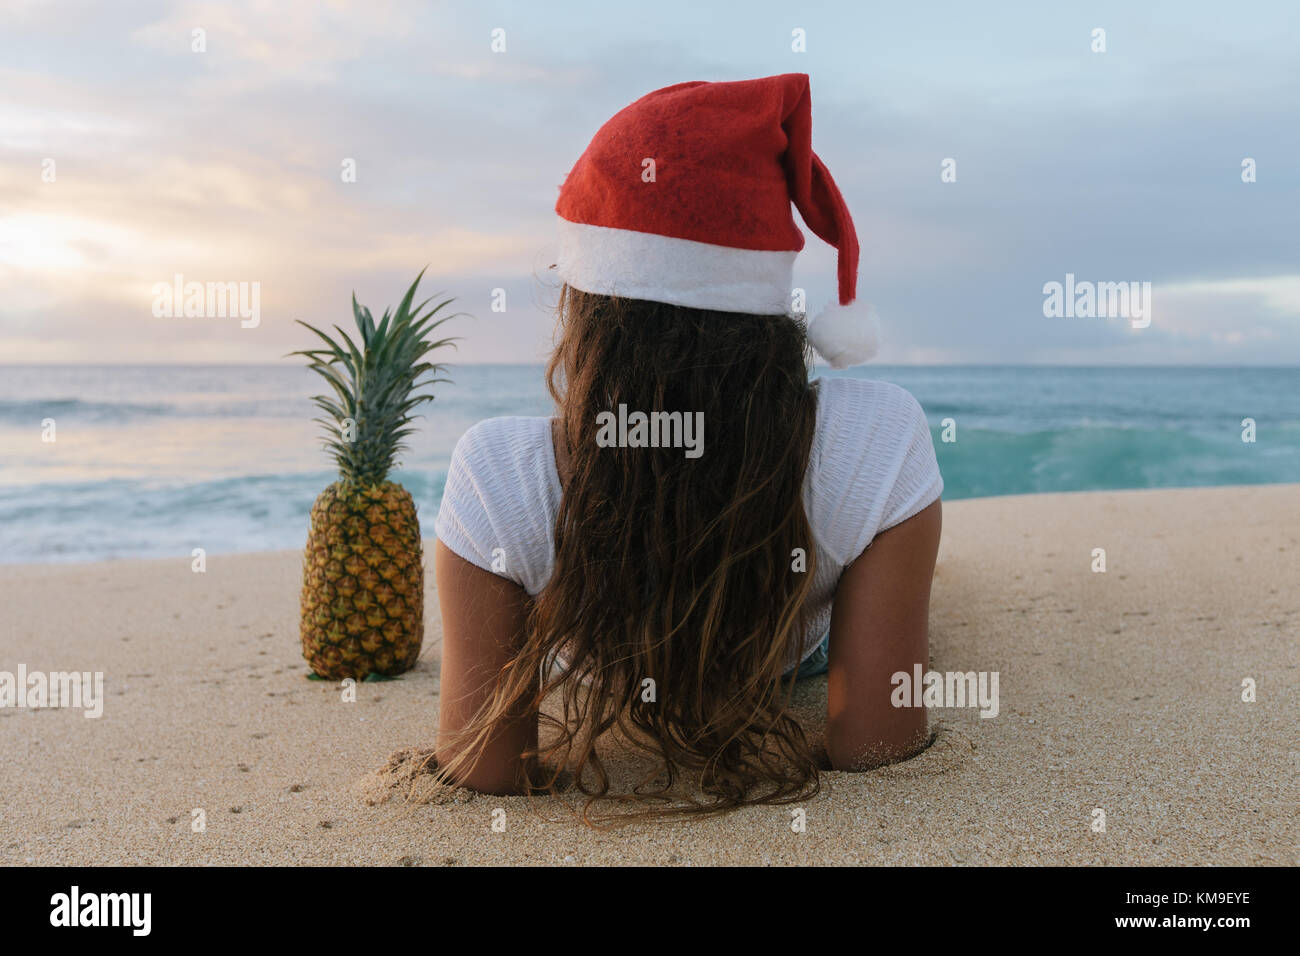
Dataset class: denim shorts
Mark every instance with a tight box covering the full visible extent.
[786,631,830,680]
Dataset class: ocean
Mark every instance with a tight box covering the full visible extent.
[1,364,1295,563]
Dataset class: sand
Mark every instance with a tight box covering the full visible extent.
[2,485,1296,866]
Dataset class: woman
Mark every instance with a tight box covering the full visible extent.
[432,73,943,817]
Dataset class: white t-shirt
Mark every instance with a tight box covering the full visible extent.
[434,377,943,669]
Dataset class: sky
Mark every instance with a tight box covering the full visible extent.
[1,0,1298,365]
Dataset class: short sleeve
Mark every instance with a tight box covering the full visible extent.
[433,421,498,577]
[806,378,944,566]
[432,417,560,594]
[876,391,945,534]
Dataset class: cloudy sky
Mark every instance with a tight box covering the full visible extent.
[2,0,1297,364]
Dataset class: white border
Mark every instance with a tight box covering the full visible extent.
[556,217,796,314]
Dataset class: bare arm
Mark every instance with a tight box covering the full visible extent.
[825,498,942,771]
[433,493,940,786]
[433,539,537,794]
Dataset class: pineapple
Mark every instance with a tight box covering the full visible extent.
[293,270,456,679]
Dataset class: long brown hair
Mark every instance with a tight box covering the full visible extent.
[438,285,822,821]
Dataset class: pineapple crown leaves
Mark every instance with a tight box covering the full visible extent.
[289,268,463,486]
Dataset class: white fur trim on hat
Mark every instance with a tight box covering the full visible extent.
[556,218,796,314]
[807,299,880,369]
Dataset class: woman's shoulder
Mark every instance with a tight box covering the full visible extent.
[453,415,553,459]
[434,416,560,593]
[444,415,560,505]
[450,416,564,493]
[811,377,934,475]
[814,376,928,433]
[808,376,943,564]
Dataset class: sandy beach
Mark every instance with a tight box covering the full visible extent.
[2,484,1296,866]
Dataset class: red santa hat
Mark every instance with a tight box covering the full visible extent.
[554,72,878,369]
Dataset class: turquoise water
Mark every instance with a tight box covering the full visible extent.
[0,364,1295,563]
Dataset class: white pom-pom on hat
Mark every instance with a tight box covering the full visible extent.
[807,298,880,369]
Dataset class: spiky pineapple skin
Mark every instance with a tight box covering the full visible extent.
[300,480,423,679]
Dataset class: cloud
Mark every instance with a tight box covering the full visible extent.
[1159,275,1300,317]
[1,1,1298,364]
[129,0,418,82]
